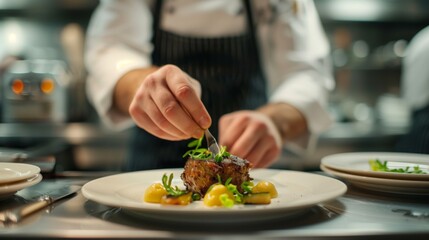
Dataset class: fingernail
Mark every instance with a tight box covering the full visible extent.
[198,115,211,129]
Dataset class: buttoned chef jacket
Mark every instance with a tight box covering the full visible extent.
[84,0,335,149]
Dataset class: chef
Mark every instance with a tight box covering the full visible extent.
[397,25,429,153]
[85,0,334,170]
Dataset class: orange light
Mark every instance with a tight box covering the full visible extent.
[11,79,24,95]
[40,78,55,94]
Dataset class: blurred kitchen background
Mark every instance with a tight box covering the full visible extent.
[0,0,428,175]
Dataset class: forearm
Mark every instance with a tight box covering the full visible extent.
[113,66,159,115]
[257,102,308,144]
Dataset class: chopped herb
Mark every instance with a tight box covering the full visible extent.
[369,159,426,174]
[241,181,254,194]
[219,193,234,208]
[182,135,230,163]
[217,176,245,205]
[161,173,188,197]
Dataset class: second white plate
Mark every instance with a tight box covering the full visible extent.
[321,165,429,195]
[0,162,41,184]
[0,174,43,200]
[321,152,429,181]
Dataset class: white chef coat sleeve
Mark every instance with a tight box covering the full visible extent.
[258,0,335,153]
[260,0,334,132]
[85,0,153,129]
[402,26,429,110]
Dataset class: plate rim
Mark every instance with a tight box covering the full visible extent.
[82,168,347,219]
[321,152,429,180]
[0,162,41,184]
[0,173,43,195]
[321,164,429,194]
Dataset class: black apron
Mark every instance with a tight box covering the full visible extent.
[125,0,267,171]
[396,105,429,153]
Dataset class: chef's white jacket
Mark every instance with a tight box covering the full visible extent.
[402,25,429,111]
[85,0,335,141]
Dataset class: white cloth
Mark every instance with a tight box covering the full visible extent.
[402,25,429,111]
[85,0,335,135]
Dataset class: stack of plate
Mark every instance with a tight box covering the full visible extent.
[321,152,429,195]
[0,163,42,200]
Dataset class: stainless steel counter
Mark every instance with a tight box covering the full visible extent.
[1,173,428,239]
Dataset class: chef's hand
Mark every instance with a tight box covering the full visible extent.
[128,65,211,140]
[218,110,282,168]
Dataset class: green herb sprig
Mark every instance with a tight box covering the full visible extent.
[161,173,188,197]
[215,175,253,207]
[369,159,426,174]
[182,135,230,163]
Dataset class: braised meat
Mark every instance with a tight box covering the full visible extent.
[181,155,252,195]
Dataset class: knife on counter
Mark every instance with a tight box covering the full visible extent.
[0,185,81,224]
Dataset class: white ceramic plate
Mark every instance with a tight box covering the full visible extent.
[0,163,41,184]
[321,152,429,181]
[82,168,347,224]
[0,174,42,200]
[321,165,429,195]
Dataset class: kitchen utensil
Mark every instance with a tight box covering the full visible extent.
[0,185,80,223]
[204,129,220,155]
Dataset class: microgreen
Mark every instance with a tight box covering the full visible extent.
[219,193,234,208]
[182,135,230,163]
[369,159,426,174]
[161,173,188,197]
[217,176,245,206]
[241,181,254,194]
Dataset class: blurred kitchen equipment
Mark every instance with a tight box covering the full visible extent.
[376,94,411,127]
[60,23,88,121]
[0,151,56,174]
[1,59,70,122]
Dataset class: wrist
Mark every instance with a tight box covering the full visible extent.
[257,102,308,143]
[113,66,159,115]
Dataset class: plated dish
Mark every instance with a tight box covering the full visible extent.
[321,165,429,195]
[82,168,347,224]
[321,152,429,181]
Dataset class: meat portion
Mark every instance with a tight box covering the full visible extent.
[181,155,252,195]
[219,155,252,192]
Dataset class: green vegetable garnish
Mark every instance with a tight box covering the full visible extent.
[241,181,254,194]
[182,135,230,163]
[215,176,245,207]
[219,193,234,208]
[369,159,426,174]
[161,173,188,197]
[191,193,201,201]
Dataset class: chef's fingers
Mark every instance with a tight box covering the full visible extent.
[150,79,203,139]
[228,120,266,159]
[130,85,188,140]
[245,135,280,168]
[129,100,183,140]
[164,66,211,130]
[145,95,193,139]
[218,113,247,150]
